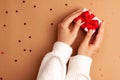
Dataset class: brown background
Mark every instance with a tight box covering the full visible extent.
[0,0,120,80]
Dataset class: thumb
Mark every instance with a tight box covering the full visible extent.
[72,19,81,34]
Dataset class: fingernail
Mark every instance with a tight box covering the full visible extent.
[77,19,81,23]
[89,29,92,32]
[92,30,95,34]
[89,29,94,34]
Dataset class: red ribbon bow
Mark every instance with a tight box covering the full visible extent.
[74,11,99,30]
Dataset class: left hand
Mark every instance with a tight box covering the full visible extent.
[57,9,83,46]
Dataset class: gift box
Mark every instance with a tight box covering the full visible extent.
[74,8,101,33]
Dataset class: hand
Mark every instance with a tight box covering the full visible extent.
[78,22,105,57]
[57,9,83,46]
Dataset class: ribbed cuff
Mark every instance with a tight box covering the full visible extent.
[68,55,92,75]
[52,42,73,64]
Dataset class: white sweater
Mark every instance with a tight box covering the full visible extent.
[37,42,92,80]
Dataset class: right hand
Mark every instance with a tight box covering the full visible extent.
[77,22,105,57]
[57,9,83,46]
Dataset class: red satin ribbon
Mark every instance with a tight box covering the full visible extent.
[74,11,99,30]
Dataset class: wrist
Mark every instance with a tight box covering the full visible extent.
[78,53,93,58]
[57,40,71,46]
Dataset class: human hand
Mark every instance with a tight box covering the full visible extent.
[78,22,105,57]
[57,9,83,46]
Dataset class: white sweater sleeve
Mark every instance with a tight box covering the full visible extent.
[65,55,92,80]
[37,42,72,80]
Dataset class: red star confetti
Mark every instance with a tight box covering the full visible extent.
[1,51,4,54]
[74,8,101,33]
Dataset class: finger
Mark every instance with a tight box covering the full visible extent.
[82,30,93,45]
[72,19,82,34]
[94,22,105,47]
[62,8,83,28]
[64,8,83,20]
